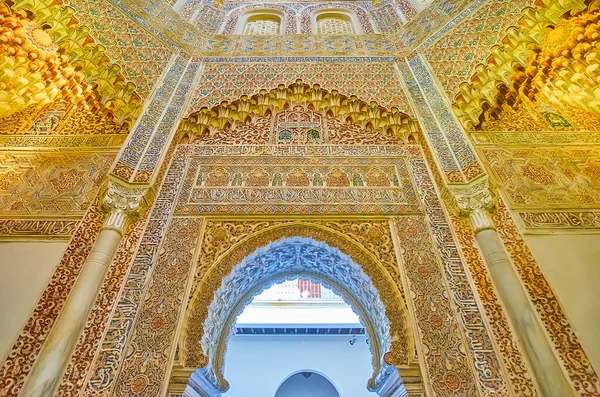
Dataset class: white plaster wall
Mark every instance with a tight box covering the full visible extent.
[223,334,374,396]
[524,233,600,373]
[237,304,360,325]
[276,372,339,397]
[0,241,66,362]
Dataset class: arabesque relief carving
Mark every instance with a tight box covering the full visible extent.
[112,217,205,397]
[182,105,413,146]
[176,152,420,215]
[493,200,600,395]
[1,0,600,392]
[0,198,105,396]
[0,101,130,135]
[0,219,79,238]
[200,237,394,391]
[417,143,538,396]
[393,216,482,396]
[179,80,420,143]
[478,145,600,210]
[71,144,182,397]
[183,220,412,370]
[449,212,539,397]
[188,62,412,113]
[0,150,116,217]
[0,140,178,397]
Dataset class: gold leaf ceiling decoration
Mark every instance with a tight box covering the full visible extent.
[453,0,600,130]
[0,0,142,127]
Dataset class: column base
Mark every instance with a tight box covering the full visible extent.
[374,364,409,397]
[184,368,222,397]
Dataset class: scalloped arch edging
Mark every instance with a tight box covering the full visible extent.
[182,222,411,375]
[203,237,389,390]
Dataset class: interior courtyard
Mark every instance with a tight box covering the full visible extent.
[0,0,599,395]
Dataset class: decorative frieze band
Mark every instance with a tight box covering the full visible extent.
[0,219,80,239]
[397,57,484,184]
[517,210,600,230]
[113,56,202,184]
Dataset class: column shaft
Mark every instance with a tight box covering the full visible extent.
[19,217,124,397]
[473,221,574,397]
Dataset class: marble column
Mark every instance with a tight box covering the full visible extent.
[19,180,145,397]
[400,52,577,396]
[454,184,575,397]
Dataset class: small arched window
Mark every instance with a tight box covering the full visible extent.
[417,0,434,8]
[272,173,283,186]
[231,173,243,186]
[316,13,354,34]
[312,10,361,35]
[239,12,283,35]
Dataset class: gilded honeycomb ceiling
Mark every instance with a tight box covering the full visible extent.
[427,0,600,131]
[0,0,172,129]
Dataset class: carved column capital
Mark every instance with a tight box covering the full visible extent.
[453,179,493,214]
[451,179,496,233]
[101,180,147,234]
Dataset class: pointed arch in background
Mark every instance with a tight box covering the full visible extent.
[275,371,341,397]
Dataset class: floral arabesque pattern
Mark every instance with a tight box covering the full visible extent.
[183,219,412,373]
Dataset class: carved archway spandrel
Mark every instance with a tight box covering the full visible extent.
[181,220,413,373]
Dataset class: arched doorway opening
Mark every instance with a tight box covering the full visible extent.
[223,277,373,396]
[276,371,340,397]
[183,237,407,396]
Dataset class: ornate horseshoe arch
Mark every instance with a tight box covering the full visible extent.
[180,222,413,392]
[207,238,389,391]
